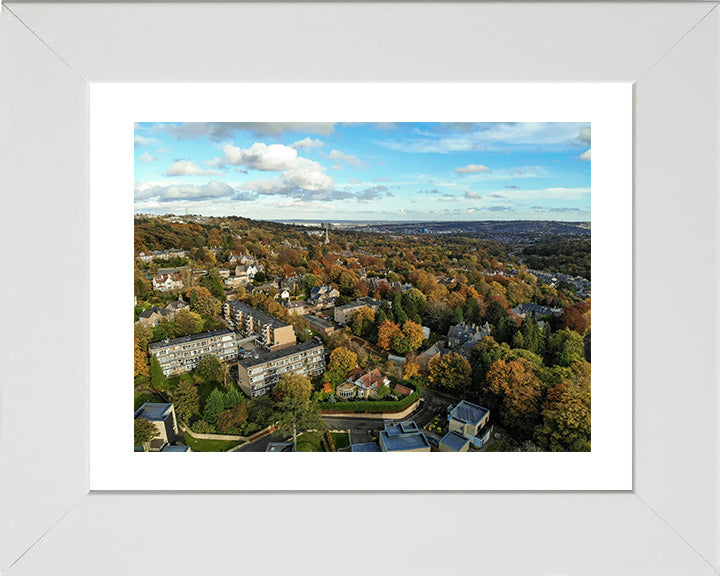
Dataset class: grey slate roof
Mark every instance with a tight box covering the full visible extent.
[148,329,234,351]
[238,340,323,368]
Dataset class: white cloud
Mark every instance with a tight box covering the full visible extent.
[134,135,158,147]
[291,137,324,150]
[166,160,221,176]
[223,142,299,171]
[500,186,590,200]
[138,152,156,163]
[579,127,591,144]
[327,149,365,168]
[455,164,491,174]
[135,180,253,203]
[159,122,336,140]
[579,148,591,161]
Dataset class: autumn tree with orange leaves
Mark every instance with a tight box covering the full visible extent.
[486,359,542,435]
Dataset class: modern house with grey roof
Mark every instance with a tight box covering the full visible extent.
[438,431,471,452]
[379,421,431,452]
[237,340,325,397]
[447,400,492,449]
[223,301,297,351]
[148,329,238,377]
[447,321,491,356]
[134,402,180,451]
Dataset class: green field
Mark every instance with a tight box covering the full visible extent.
[330,432,350,450]
[296,431,323,452]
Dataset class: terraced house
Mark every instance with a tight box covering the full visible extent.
[223,301,296,351]
[148,329,239,377]
[237,340,325,397]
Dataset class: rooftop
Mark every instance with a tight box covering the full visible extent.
[449,400,490,426]
[134,402,173,421]
[148,329,234,350]
[351,442,382,452]
[439,431,471,452]
[238,340,324,368]
[160,444,191,452]
[225,301,288,329]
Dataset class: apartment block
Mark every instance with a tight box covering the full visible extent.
[223,301,296,351]
[237,340,326,397]
[333,298,382,325]
[148,329,238,377]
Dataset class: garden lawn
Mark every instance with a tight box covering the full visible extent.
[330,432,350,450]
[182,434,243,452]
[296,431,324,452]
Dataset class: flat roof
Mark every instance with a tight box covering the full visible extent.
[384,421,420,436]
[148,329,234,350]
[238,340,324,368]
[225,301,288,329]
[380,430,429,452]
[134,402,173,421]
[439,431,471,451]
[160,445,191,452]
[351,442,382,452]
[449,400,489,426]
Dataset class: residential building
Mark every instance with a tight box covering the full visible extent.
[302,314,335,335]
[309,285,340,309]
[379,421,431,452]
[223,301,296,351]
[340,367,390,399]
[283,300,308,316]
[237,340,326,397]
[148,329,238,377]
[137,299,189,327]
[334,298,382,325]
[234,264,260,283]
[510,302,563,320]
[350,442,382,452]
[134,402,179,451]
[447,400,492,449]
[152,273,184,292]
[447,321,491,357]
[438,431,471,452]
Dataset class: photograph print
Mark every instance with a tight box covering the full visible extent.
[133,122,591,454]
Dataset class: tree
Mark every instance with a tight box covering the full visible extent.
[134,338,150,378]
[376,385,392,399]
[402,320,425,351]
[486,359,542,436]
[427,352,472,394]
[486,300,508,327]
[452,306,464,325]
[195,355,223,385]
[149,356,167,390]
[194,293,223,319]
[176,308,203,336]
[546,329,585,367]
[326,347,358,387]
[274,373,313,400]
[377,319,401,351]
[350,306,375,339]
[216,402,248,433]
[174,381,200,422]
[134,418,158,451]
[274,397,326,450]
[403,357,421,379]
[224,386,243,409]
[134,323,153,351]
[203,388,226,425]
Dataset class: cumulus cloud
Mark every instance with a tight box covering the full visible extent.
[578,127,591,144]
[357,185,391,202]
[455,164,491,174]
[166,160,221,176]
[579,148,591,161]
[223,143,299,172]
[138,153,156,163]
[291,137,324,150]
[158,122,336,141]
[135,180,254,203]
[464,191,482,199]
[327,149,365,168]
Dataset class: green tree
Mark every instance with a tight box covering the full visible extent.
[274,397,326,450]
[224,386,243,409]
[174,381,200,422]
[176,308,203,336]
[203,388,225,424]
[376,385,392,399]
[546,329,585,367]
[134,323,153,351]
[134,418,158,451]
[217,402,248,433]
[326,347,358,387]
[486,300,508,327]
[452,306,464,325]
[195,355,223,385]
[274,373,313,400]
[149,356,167,390]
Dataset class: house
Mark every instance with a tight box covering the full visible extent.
[283,300,308,316]
[341,367,391,399]
[309,285,340,309]
[350,442,382,452]
[223,301,296,351]
[218,269,230,279]
[152,273,184,292]
[379,421,431,452]
[393,383,413,398]
[334,298,382,325]
[510,303,563,320]
[236,340,326,397]
[279,290,291,300]
[447,321,491,356]
[438,431,471,452]
[416,342,444,369]
[148,329,238,377]
[234,264,259,283]
[302,314,335,335]
[390,282,413,292]
[447,400,492,449]
[134,402,180,451]
[137,306,169,327]
[163,299,189,321]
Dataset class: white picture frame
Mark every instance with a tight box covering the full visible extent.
[1,2,718,575]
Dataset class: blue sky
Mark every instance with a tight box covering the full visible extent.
[134,122,591,221]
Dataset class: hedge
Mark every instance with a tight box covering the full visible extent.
[318,379,421,414]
